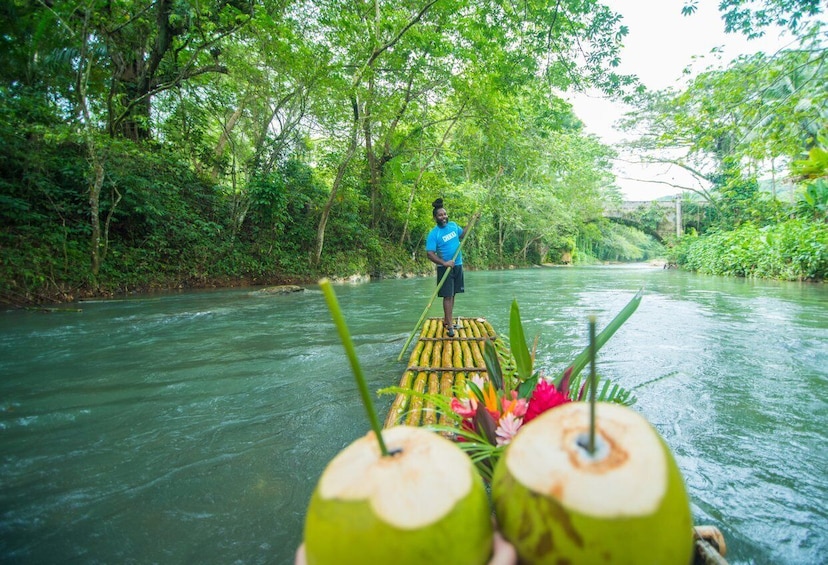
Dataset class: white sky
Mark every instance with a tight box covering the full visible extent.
[567,0,799,201]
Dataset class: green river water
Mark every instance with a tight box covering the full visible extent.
[1,265,826,564]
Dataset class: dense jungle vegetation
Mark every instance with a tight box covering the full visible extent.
[1,0,825,306]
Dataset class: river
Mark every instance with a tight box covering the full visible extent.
[1,266,826,564]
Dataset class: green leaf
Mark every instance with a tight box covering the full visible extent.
[466,380,486,405]
[556,288,643,387]
[473,402,498,446]
[509,299,533,381]
[483,339,504,392]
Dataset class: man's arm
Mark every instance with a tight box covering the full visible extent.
[427,251,454,268]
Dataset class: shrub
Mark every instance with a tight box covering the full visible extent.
[675,219,827,280]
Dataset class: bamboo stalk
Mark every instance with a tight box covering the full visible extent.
[383,370,415,428]
[405,371,428,427]
[470,337,486,371]
[422,319,434,337]
[471,319,485,339]
[461,339,475,369]
[442,336,453,368]
[433,340,443,368]
[439,369,455,427]
[455,371,467,392]
[422,372,440,426]
[420,339,435,369]
[452,341,463,370]
[421,332,445,426]
[407,337,426,367]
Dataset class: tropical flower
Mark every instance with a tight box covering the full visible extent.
[523,378,571,424]
[495,412,523,446]
[450,376,570,448]
[500,390,528,418]
[441,294,643,481]
[450,396,477,420]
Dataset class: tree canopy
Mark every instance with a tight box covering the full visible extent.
[1,0,826,304]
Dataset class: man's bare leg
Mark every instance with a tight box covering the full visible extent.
[443,295,455,329]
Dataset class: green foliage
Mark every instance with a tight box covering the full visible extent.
[4,0,823,305]
[673,219,827,280]
[578,221,665,263]
[791,144,828,221]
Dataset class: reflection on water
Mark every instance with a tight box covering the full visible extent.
[1,267,826,564]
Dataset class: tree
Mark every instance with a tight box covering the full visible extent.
[618,41,826,216]
[682,0,824,39]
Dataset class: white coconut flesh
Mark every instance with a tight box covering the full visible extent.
[318,425,474,529]
[504,402,667,518]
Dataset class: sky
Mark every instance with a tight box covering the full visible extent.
[567,0,799,201]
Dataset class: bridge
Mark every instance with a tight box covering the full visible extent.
[604,197,685,242]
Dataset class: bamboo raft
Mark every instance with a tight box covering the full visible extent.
[384,316,512,429]
[385,316,729,565]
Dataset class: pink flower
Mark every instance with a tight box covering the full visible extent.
[495,413,523,446]
[524,379,570,424]
[450,396,477,419]
[501,390,528,418]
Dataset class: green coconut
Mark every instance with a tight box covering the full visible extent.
[492,402,693,564]
[304,425,493,565]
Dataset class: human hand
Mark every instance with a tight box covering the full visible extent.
[489,531,518,565]
[444,259,456,268]
[294,532,516,565]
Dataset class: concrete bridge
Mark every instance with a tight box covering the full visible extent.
[603,197,685,242]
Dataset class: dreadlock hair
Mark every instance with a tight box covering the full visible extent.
[432,198,444,218]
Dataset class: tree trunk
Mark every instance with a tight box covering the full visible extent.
[212,103,246,180]
[315,99,361,266]
[89,160,105,278]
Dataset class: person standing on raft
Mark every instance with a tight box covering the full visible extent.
[426,198,473,338]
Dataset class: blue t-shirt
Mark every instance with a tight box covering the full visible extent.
[426,221,463,266]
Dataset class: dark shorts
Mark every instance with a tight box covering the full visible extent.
[436,265,464,297]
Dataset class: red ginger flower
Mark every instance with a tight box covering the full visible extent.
[524,379,571,424]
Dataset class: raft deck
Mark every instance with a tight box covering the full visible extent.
[383,316,512,429]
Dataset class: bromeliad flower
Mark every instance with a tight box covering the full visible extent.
[524,378,570,424]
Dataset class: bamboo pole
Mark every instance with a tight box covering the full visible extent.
[420,339,435,370]
[407,335,426,367]
[422,372,440,426]
[442,337,453,368]
[422,336,444,426]
[405,371,428,427]
[470,337,486,372]
[452,341,463,370]
[438,370,454,426]
[383,370,415,428]
[469,319,483,339]
[455,371,467,393]
[460,338,474,369]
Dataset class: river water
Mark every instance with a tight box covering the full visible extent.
[0,266,826,564]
